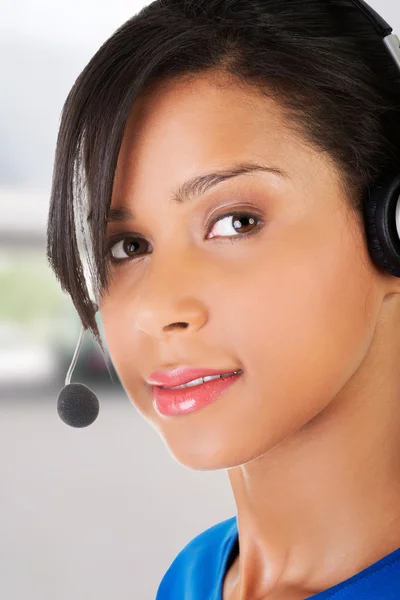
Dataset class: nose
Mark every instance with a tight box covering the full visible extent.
[134,297,208,339]
[131,254,209,340]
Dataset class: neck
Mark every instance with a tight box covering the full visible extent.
[227,298,400,599]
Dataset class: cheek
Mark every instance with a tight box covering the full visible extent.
[98,305,135,390]
[220,215,381,439]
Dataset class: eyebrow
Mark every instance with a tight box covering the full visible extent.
[102,161,289,224]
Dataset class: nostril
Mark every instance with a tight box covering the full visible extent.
[165,322,189,330]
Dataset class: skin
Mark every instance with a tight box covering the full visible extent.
[98,70,400,599]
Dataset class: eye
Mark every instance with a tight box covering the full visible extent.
[106,210,264,266]
[207,211,263,240]
[106,236,149,264]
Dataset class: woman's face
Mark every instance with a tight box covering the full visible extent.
[99,72,387,470]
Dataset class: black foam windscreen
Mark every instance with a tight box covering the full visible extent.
[57,382,100,428]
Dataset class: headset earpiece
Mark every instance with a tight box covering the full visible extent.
[364,172,400,278]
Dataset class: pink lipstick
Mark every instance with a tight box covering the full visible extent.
[151,371,243,417]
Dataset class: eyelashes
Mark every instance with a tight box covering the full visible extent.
[105,209,265,267]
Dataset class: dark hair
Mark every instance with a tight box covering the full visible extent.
[46,0,400,352]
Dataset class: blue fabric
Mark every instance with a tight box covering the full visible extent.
[155,515,400,599]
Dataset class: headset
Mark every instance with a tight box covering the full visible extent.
[57,0,400,428]
[352,0,400,279]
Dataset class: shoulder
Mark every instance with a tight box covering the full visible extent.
[155,515,237,599]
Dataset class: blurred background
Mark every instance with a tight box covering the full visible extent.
[0,1,237,598]
[0,0,399,598]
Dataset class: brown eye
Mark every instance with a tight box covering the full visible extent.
[108,236,149,262]
[207,211,262,239]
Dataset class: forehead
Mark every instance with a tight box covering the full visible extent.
[111,72,338,207]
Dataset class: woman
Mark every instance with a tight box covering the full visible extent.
[46,0,400,597]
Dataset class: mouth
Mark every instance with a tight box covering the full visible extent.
[151,370,243,417]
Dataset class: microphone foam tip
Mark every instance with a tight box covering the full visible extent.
[57,383,100,428]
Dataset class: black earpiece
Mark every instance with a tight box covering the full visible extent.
[364,173,400,278]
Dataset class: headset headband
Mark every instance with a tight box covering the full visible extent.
[350,0,400,72]
[351,0,392,36]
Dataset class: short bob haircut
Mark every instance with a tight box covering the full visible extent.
[46,0,400,354]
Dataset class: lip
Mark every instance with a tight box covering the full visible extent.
[152,371,243,417]
[146,366,242,387]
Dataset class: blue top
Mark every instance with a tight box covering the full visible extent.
[155,516,400,599]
